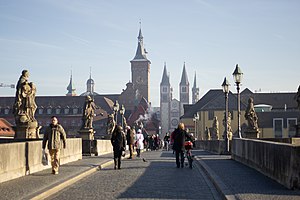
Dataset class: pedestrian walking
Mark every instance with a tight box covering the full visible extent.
[135,129,144,157]
[126,126,135,159]
[42,116,67,175]
[173,123,192,168]
[111,125,126,169]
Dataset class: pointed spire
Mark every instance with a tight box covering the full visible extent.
[193,71,197,88]
[180,62,189,86]
[87,67,94,93]
[161,62,170,86]
[132,23,149,61]
[66,70,76,96]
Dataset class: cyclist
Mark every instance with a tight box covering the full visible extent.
[173,123,193,168]
[184,132,195,168]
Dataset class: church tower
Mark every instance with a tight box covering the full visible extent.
[130,26,151,102]
[66,71,76,96]
[192,72,199,104]
[160,63,171,135]
[179,63,189,116]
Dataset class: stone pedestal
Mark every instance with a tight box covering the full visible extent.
[14,121,40,139]
[244,129,260,139]
[78,128,95,140]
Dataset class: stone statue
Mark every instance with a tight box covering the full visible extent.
[205,126,211,140]
[223,111,233,140]
[81,95,97,129]
[13,70,37,123]
[211,116,219,140]
[295,85,300,110]
[13,70,39,139]
[106,114,116,135]
[244,97,259,132]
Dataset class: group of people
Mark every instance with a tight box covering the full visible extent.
[110,125,145,170]
[41,115,194,174]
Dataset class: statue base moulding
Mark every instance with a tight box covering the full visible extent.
[14,120,40,139]
[78,128,95,140]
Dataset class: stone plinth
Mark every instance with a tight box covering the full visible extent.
[244,129,259,139]
[14,121,40,139]
[78,128,95,140]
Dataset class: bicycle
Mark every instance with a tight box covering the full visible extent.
[184,141,193,169]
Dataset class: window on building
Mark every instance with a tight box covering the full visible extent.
[47,108,52,115]
[56,108,61,115]
[273,118,283,138]
[4,108,9,114]
[181,86,187,93]
[73,108,78,114]
[64,108,69,114]
[287,118,297,137]
[208,110,214,120]
[39,108,43,115]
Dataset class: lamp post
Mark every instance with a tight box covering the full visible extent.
[113,100,119,124]
[232,64,243,138]
[119,104,125,128]
[222,77,230,152]
[193,113,199,140]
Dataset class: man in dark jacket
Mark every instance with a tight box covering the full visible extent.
[126,126,135,159]
[42,116,67,175]
[111,125,126,169]
[173,123,192,168]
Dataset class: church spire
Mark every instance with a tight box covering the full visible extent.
[132,23,149,61]
[192,71,199,104]
[160,62,170,86]
[66,70,76,96]
[180,62,189,86]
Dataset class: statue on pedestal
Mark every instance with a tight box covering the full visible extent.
[13,70,39,139]
[211,116,219,140]
[223,111,233,141]
[79,95,97,140]
[81,95,97,129]
[244,97,260,138]
[106,114,116,135]
[204,126,211,140]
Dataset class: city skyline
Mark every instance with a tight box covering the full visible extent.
[1,0,299,107]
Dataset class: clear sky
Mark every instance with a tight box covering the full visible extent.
[0,0,299,107]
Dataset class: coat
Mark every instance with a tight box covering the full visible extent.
[111,129,126,152]
[135,133,144,150]
[42,124,67,150]
[172,128,192,151]
[126,129,135,145]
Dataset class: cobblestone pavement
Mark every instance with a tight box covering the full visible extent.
[47,150,222,200]
[195,150,300,200]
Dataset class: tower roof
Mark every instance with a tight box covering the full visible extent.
[180,63,189,86]
[131,27,150,62]
[66,71,76,96]
[160,62,170,86]
[193,72,197,88]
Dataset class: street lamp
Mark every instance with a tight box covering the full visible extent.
[113,100,119,124]
[222,77,230,152]
[193,113,199,140]
[119,104,125,128]
[232,64,243,138]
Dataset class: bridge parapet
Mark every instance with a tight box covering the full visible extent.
[232,138,300,189]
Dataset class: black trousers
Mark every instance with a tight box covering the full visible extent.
[113,150,122,169]
[175,150,184,167]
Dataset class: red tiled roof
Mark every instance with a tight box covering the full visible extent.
[0,118,15,137]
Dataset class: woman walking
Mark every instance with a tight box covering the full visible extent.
[111,125,126,169]
[135,129,144,157]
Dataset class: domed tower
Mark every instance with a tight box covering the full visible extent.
[80,68,99,96]
[66,70,76,96]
